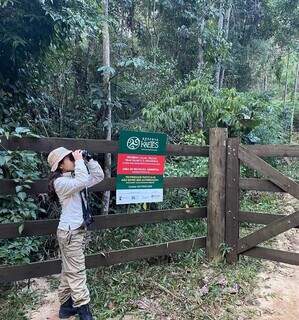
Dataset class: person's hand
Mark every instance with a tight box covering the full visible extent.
[72,149,83,161]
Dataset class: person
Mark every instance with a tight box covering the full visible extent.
[47,147,104,320]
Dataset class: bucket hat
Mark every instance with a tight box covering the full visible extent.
[47,147,73,172]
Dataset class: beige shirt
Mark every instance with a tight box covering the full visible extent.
[54,159,104,230]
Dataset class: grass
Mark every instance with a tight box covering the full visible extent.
[85,251,259,319]
[0,283,40,320]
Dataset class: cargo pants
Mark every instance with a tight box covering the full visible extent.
[56,226,90,307]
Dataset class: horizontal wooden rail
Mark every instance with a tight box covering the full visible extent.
[237,210,299,254]
[0,136,209,157]
[241,247,299,266]
[0,236,206,282]
[0,176,208,195]
[239,211,299,229]
[0,207,207,239]
[239,145,299,199]
[240,178,299,192]
[243,144,299,157]
[239,211,285,224]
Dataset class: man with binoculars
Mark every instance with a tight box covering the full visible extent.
[47,147,104,320]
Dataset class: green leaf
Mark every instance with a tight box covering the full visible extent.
[26,132,41,138]
[0,156,5,166]
[15,185,23,193]
[17,192,27,201]
[13,133,22,138]
[15,127,30,134]
[18,223,24,235]
[97,65,116,76]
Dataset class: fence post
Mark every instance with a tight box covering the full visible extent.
[207,128,228,262]
[225,137,240,264]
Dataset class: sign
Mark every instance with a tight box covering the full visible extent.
[116,130,167,204]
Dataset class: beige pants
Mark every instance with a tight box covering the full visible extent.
[57,227,90,308]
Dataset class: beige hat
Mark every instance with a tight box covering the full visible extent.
[47,147,73,172]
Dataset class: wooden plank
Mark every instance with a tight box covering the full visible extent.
[239,145,299,199]
[240,178,286,192]
[0,207,207,239]
[244,144,299,157]
[237,210,299,254]
[239,211,299,229]
[0,136,209,156]
[207,128,228,262]
[0,237,206,282]
[239,211,285,224]
[241,247,299,266]
[0,176,208,195]
[225,138,240,264]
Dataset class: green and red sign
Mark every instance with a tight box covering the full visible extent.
[116,130,167,204]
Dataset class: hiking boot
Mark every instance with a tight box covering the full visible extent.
[77,303,94,320]
[59,296,78,319]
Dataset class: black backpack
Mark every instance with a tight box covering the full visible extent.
[79,187,94,228]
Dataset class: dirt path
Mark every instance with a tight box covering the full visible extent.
[27,277,61,320]
[255,194,299,320]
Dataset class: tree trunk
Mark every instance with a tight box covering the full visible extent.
[263,73,268,91]
[290,62,299,143]
[283,50,290,111]
[219,1,232,89]
[197,18,205,73]
[101,0,112,215]
[73,36,88,97]
[214,0,224,92]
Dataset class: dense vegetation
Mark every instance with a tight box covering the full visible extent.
[0,1,298,318]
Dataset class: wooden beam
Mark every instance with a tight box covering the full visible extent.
[0,207,207,239]
[239,145,299,199]
[239,211,299,229]
[0,237,206,282]
[225,138,240,264]
[0,176,208,195]
[239,211,286,224]
[237,210,299,254]
[240,178,286,192]
[241,247,299,266]
[207,128,228,262]
[0,136,209,156]
[243,144,299,157]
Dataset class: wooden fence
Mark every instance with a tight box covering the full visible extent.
[225,137,299,265]
[1,128,299,282]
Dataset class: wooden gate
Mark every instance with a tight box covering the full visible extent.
[225,137,299,265]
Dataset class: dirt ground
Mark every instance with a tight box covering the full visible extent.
[28,276,64,320]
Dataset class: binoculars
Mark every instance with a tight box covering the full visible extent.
[81,149,92,162]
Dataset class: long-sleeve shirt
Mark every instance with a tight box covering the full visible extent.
[54,159,104,231]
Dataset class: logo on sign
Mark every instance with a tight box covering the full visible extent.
[126,134,161,152]
[127,137,140,150]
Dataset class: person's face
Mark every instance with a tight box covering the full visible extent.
[59,153,75,172]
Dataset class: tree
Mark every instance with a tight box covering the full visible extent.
[101,0,112,215]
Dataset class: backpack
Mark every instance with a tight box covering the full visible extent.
[79,187,94,228]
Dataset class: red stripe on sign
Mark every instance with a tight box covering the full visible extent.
[117,153,166,175]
